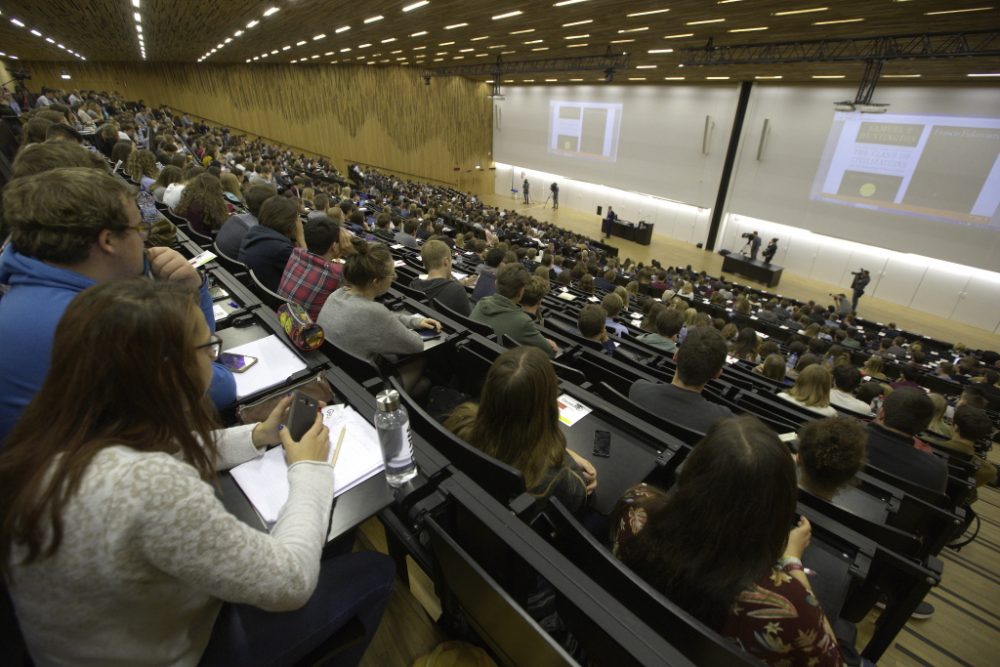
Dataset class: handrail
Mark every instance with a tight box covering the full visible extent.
[345,158,463,189]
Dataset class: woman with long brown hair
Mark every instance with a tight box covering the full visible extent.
[0,279,393,666]
[446,346,596,511]
[175,172,229,236]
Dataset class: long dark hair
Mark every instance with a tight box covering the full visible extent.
[446,346,566,490]
[619,416,797,627]
[0,280,220,573]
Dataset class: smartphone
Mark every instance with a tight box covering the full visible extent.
[419,328,442,341]
[286,391,319,441]
[592,430,611,458]
[209,285,230,301]
[218,353,258,373]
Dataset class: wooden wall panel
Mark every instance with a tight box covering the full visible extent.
[24,61,493,187]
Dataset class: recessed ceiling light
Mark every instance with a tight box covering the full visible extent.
[445,23,468,29]
[340,47,352,52]
[325,50,335,56]
[460,47,474,52]
[413,45,426,50]
[664,33,695,39]
[365,15,384,23]
[618,27,649,33]
[813,18,865,25]
[926,6,994,14]
[648,48,674,53]
[610,38,635,43]
[755,75,783,79]
[570,77,583,81]
[773,7,828,15]
[501,50,516,54]
[314,34,326,40]
[687,18,725,25]
[565,34,589,39]
[628,8,671,17]
[510,28,535,34]
[706,76,731,80]
[636,65,657,69]
[263,7,280,17]
[563,19,593,27]
[471,35,489,41]
[359,43,372,48]
[453,55,464,59]
[403,1,430,11]
[282,45,291,51]
[336,25,351,33]
[133,12,142,22]
[567,43,588,47]
[524,39,543,44]
[296,40,307,46]
[439,40,455,45]
[246,20,259,28]
[411,30,428,36]
[234,30,244,37]
[545,78,558,82]
[967,72,1000,77]
[493,11,524,20]
[9,18,25,27]
[381,37,397,43]
[554,0,589,6]
[132,0,141,7]
[729,26,768,32]
[488,44,506,48]
[30,29,42,37]
[532,46,549,51]
[882,74,921,78]
[812,74,845,79]
[663,76,685,80]
[628,77,646,81]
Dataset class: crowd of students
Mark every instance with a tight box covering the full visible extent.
[1,86,998,667]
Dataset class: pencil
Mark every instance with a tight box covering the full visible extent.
[330,426,346,466]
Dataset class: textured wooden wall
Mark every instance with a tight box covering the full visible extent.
[24,61,493,187]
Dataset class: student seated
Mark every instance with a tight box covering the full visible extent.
[578,304,615,355]
[471,263,558,358]
[0,279,394,667]
[828,365,872,415]
[238,196,305,292]
[865,388,948,493]
[471,247,504,302]
[393,218,420,248]
[635,308,684,354]
[628,326,734,434]
[278,215,356,321]
[796,417,868,501]
[0,167,235,442]
[215,183,277,258]
[317,242,440,389]
[602,293,629,337]
[754,353,789,384]
[445,346,596,511]
[925,393,953,439]
[941,406,997,489]
[175,172,229,237]
[778,364,839,417]
[614,417,844,667]
[409,239,473,316]
[730,327,760,363]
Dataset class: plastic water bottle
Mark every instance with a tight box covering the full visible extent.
[374,389,418,486]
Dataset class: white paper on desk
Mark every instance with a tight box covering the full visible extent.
[230,404,385,525]
[390,243,405,249]
[226,334,308,399]
[557,393,592,427]
[557,292,577,301]
[393,260,406,268]
[587,296,600,303]
[213,304,229,321]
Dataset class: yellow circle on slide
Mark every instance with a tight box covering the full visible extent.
[859,183,877,197]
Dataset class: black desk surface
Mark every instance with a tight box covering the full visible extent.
[557,403,661,515]
[833,486,891,524]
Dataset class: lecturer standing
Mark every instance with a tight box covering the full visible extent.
[603,206,618,239]
[850,269,871,312]
[522,178,530,205]
[749,231,762,261]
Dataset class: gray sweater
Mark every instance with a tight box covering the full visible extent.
[317,287,425,361]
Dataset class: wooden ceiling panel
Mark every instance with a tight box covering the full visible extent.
[1,1,998,83]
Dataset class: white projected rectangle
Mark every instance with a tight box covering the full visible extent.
[811,112,1000,227]
[548,101,622,162]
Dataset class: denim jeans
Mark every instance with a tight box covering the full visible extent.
[200,550,395,667]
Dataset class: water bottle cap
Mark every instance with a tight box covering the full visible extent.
[376,389,401,412]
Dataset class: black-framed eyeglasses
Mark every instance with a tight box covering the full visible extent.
[195,334,222,361]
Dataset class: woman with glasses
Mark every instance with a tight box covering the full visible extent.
[317,242,440,391]
[0,279,394,666]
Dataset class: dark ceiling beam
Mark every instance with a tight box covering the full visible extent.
[679,29,1000,66]
[424,51,630,77]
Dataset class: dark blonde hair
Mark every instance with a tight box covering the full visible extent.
[0,280,219,573]
[789,364,833,407]
[4,167,132,264]
[126,149,158,181]
[175,172,228,231]
[445,347,566,490]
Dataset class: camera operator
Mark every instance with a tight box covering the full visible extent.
[762,238,778,264]
[850,269,870,312]
[742,231,762,260]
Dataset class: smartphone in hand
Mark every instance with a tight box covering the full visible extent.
[286,391,319,441]
[218,353,258,373]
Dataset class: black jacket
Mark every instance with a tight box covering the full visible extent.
[238,225,295,292]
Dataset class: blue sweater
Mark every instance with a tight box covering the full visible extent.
[0,246,236,443]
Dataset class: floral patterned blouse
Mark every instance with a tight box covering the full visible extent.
[612,484,844,667]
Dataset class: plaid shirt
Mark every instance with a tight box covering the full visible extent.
[278,247,343,320]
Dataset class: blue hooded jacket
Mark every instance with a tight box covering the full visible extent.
[0,246,236,443]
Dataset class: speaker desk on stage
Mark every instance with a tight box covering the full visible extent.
[602,218,654,246]
[721,252,783,288]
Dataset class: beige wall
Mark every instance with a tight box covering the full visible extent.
[24,61,494,189]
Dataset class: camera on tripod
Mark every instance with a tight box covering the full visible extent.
[741,232,753,240]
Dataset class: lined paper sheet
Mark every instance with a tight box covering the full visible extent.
[230,404,385,525]
[225,334,308,399]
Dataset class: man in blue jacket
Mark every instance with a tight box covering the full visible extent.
[0,167,236,442]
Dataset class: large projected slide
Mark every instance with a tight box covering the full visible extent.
[812,113,1000,227]
[548,101,622,162]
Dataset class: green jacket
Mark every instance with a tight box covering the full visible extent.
[471,294,554,357]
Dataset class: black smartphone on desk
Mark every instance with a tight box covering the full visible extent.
[592,430,611,458]
[419,328,442,341]
[286,391,319,440]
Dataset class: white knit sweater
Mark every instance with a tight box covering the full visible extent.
[6,424,335,667]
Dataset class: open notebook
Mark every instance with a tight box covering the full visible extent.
[230,404,385,526]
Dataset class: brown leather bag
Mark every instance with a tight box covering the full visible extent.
[236,372,336,424]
